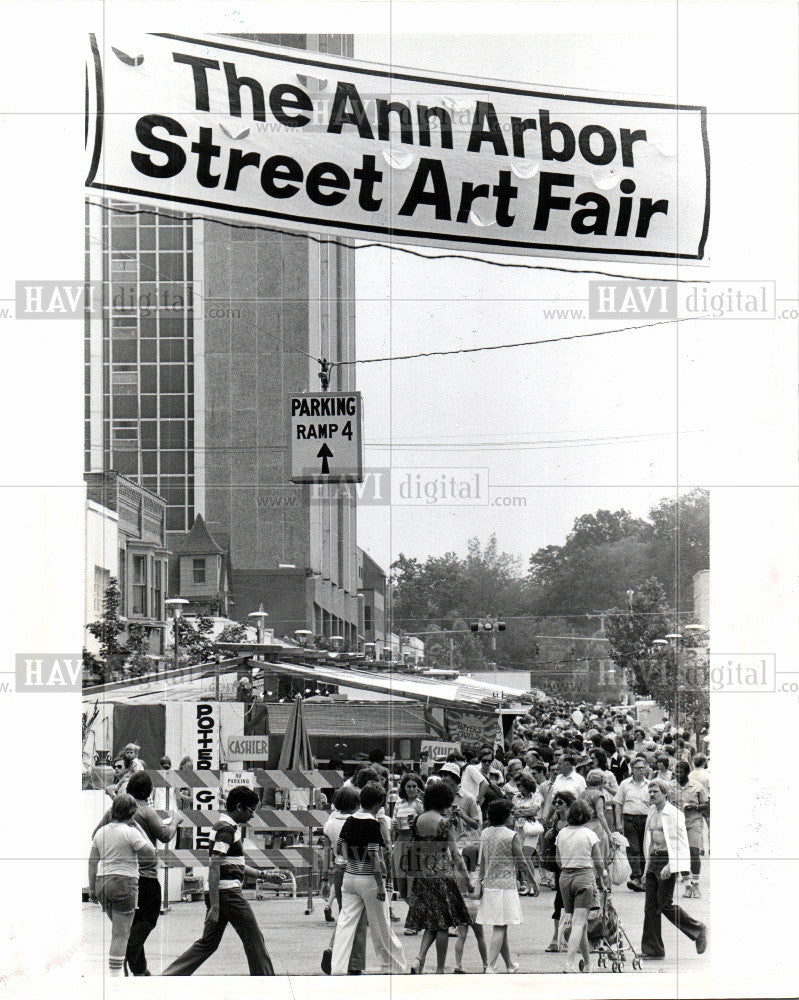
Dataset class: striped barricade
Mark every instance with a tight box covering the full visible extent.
[147,770,343,898]
[160,846,317,898]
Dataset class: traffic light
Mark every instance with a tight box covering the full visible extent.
[470,619,506,632]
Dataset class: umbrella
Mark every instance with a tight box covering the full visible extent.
[278,694,315,771]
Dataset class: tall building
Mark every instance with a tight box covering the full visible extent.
[85,34,360,643]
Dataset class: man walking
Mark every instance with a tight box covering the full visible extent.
[163,785,275,975]
[614,757,650,890]
[640,780,707,960]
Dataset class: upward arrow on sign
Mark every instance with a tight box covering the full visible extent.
[317,443,333,475]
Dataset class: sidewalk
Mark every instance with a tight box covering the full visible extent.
[83,878,710,977]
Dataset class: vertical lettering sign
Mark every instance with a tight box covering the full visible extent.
[193,703,219,850]
[87,33,709,264]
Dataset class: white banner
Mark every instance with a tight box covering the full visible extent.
[86,33,709,264]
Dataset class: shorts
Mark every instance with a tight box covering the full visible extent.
[96,874,138,916]
[558,868,597,914]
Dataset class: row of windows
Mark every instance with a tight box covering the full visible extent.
[108,340,190,363]
[109,226,187,252]
[111,315,193,338]
[106,395,196,425]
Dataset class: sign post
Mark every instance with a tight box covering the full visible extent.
[289,392,363,483]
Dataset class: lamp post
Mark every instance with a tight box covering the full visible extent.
[248,604,269,645]
[164,598,189,674]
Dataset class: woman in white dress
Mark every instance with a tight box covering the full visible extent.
[476,798,538,973]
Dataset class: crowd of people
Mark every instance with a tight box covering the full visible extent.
[87,700,709,976]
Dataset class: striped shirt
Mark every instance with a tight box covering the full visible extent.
[339,814,383,876]
[211,814,245,889]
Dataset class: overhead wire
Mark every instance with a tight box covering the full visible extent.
[89,198,699,376]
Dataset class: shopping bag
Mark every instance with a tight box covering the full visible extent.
[609,845,631,885]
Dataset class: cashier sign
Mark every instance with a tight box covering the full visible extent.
[86,33,709,264]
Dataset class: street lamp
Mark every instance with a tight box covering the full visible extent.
[164,598,189,673]
[248,604,270,645]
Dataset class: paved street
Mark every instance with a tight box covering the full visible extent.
[83,877,709,977]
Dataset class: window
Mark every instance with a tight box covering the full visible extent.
[93,566,110,616]
[132,555,148,615]
[364,604,372,632]
[193,558,206,584]
[153,562,163,619]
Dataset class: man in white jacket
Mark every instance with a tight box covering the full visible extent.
[640,780,708,960]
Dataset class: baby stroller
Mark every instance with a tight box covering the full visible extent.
[587,888,642,972]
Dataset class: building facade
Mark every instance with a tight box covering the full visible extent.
[171,513,232,617]
[85,34,360,645]
[358,548,387,647]
[84,471,169,654]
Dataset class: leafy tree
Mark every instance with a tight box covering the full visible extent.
[603,576,710,732]
[568,509,648,548]
[644,640,709,734]
[174,615,218,666]
[86,577,131,684]
[86,578,130,681]
[646,489,710,610]
[126,623,154,677]
[217,621,250,643]
[604,577,671,695]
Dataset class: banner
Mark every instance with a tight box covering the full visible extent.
[86,33,709,264]
[445,708,502,746]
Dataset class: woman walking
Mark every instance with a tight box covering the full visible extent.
[477,798,538,973]
[555,799,607,973]
[405,780,473,973]
[330,782,406,975]
[87,793,156,977]
[392,773,424,908]
[512,774,544,894]
[542,790,576,953]
[580,770,613,864]
[321,785,366,975]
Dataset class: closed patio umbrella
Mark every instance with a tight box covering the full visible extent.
[277,694,317,912]
[278,694,315,770]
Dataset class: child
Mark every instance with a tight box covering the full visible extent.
[476,798,538,973]
[320,785,364,975]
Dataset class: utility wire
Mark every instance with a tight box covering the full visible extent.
[90,208,687,374]
[90,200,709,285]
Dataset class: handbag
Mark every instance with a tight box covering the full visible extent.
[522,819,545,838]
[540,823,559,872]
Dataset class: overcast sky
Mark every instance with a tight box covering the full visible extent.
[351,28,714,571]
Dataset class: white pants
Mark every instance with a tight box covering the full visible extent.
[331,874,406,975]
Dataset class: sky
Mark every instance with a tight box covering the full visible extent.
[350,28,714,571]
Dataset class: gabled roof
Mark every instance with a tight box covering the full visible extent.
[175,513,226,556]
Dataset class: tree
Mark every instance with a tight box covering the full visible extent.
[125,623,154,677]
[644,641,709,734]
[568,509,648,548]
[86,578,130,682]
[217,621,249,643]
[174,615,217,665]
[604,577,671,695]
[646,489,710,611]
[391,536,537,671]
